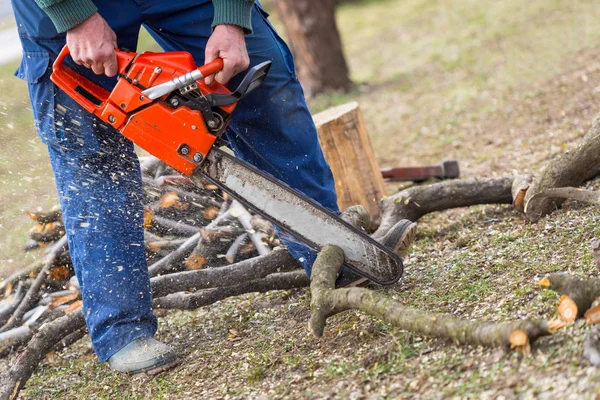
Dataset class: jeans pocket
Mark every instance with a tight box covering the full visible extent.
[15,51,59,147]
[254,3,298,80]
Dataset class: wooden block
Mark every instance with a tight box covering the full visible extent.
[313,102,386,220]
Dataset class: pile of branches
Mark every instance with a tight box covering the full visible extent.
[0,157,311,398]
[4,110,600,398]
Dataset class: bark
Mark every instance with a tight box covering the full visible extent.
[229,201,270,256]
[143,177,222,208]
[274,0,351,97]
[584,325,600,367]
[524,112,600,221]
[151,248,300,298]
[225,233,249,264]
[154,271,308,310]
[186,224,246,269]
[0,284,27,327]
[526,187,600,220]
[146,238,189,253]
[26,208,62,224]
[0,262,43,292]
[0,310,85,400]
[147,232,201,276]
[376,177,514,237]
[310,245,550,351]
[23,240,40,252]
[538,273,600,319]
[145,214,200,237]
[28,221,64,243]
[1,236,68,333]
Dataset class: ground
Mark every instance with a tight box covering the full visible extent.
[2,0,600,398]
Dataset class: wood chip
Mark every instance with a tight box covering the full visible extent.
[537,277,550,288]
[585,305,600,326]
[49,292,80,310]
[558,295,578,322]
[65,300,83,314]
[547,316,568,332]
[202,207,220,220]
[49,265,70,281]
[185,255,208,270]
[144,209,154,228]
[509,329,530,354]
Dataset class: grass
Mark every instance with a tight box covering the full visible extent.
[2,0,600,397]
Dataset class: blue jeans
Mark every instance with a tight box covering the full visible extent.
[11,0,339,362]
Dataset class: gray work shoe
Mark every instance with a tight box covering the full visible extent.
[107,336,178,375]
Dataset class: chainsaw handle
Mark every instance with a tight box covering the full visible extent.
[53,45,71,73]
[51,45,135,115]
[198,58,224,79]
[54,45,134,76]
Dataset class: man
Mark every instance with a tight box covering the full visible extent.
[12,0,342,374]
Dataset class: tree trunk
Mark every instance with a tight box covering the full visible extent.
[274,0,351,97]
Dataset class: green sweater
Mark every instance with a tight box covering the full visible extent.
[34,0,255,34]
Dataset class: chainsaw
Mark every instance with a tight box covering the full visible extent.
[50,46,403,285]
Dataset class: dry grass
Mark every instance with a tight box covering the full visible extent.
[3,0,600,398]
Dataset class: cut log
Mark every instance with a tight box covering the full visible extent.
[538,273,600,320]
[151,248,300,298]
[154,271,308,310]
[0,236,68,333]
[309,245,550,351]
[28,221,65,243]
[313,102,387,223]
[524,112,600,221]
[511,173,533,213]
[148,232,201,276]
[26,207,62,224]
[0,310,85,400]
[376,177,514,238]
[525,187,600,220]
[229,201,270,256]
[593,239,600,269]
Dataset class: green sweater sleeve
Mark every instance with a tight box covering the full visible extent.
[34,0,255,35]
[211,0,255,34]
[34,0,98,34]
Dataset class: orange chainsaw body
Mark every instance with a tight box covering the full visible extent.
[51,47,236,175]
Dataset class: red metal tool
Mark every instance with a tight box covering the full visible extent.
[50,46,405,285]
[52,46,248,175]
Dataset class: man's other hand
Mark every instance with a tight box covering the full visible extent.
[66,13,118,77]
[204,25,250,85]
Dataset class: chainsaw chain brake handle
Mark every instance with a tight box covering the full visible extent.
[205,61,272,107]
[50,45,271,175]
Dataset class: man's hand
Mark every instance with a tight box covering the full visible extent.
[204,25,250,85]
[66,13,118,77]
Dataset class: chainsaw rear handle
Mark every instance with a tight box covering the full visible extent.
[51,45,136,114]
[51,45,225,114]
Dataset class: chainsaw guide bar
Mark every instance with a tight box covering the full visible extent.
[195,148,404,285]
